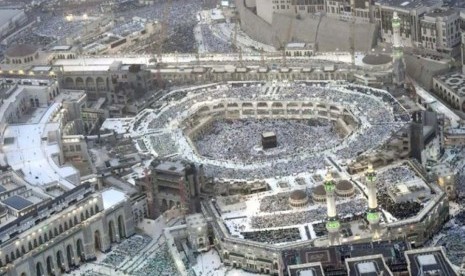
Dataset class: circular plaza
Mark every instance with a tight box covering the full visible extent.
[132,81,410,180]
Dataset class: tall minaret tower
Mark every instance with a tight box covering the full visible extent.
[324,172,340,246]
[392,12,406,86]
[365,164,381,239]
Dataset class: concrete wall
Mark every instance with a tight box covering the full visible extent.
[256,0,273,24]
[236,0,378,51]
[404,54,450,90]
[236,0,279,47]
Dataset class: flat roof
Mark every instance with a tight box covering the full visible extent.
[3,195,33,211]
[51,45,72,51]
[406,248,457,275]
[101,188,126,209]
[356,262,377,273]
[1,89,78,189]
[155,161,185,174]
[299,271,315,276]
[417,254,437,266]
[262,131,276,138]
[287,263,325,276]
[287,42,307,48]
[32,66,52,72]
[346,255,394,276]
[100,117,132,134]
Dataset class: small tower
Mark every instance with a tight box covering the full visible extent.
[392,12,406,86]
[324,172,340,246]
[365,164,381,239]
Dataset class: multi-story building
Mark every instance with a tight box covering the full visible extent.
[325,0,374,23]
[59,61,153,116]
[375,0,442,47]
[150,161,203,214]
[0,186,136,276]
[420,9,461,54]
[256,0,325,24]
[433,73,465,111]
[255,0,375,24]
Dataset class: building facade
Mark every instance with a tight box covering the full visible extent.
[420,9,461,54]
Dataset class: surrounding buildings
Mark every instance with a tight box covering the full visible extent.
[0,0,463,275]
[420,9,461,54]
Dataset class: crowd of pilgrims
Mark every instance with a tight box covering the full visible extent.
[241,228,301,244]
[195,118,342,162]
[142,82,410,180]
[251,198,367,229]
[101,234,153,267]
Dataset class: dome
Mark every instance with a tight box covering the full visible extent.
[289,189,307,201]
[335,180,355,197]
[289,189,309,207]
[312,185,326,196]
[362,54,391,66]
[5,44,38,57]
[312,185,327,202]
[336,180,353,191]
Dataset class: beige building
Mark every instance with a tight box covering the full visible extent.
[375,0,442,47]
[0,187,137,276]
[433,73,465,111]
[420,9,461,54]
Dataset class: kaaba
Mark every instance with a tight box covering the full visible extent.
[261,131,277,149]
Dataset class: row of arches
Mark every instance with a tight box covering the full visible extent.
[108,216,126,243]
[434,83,463,111]
[16,239,84,276]
[2,204,100,266]
[55,53,76,60]
[18,214,126,276]
[33,240,84,276]
[64,76,110,92]
[200,101,344,112]
[159,71,351,84]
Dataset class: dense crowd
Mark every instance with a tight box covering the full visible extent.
[435,218,465,266]
[99,234,153,269]
[79,270,106,276]
[375,166,417,192]
[101,252,125,267]
[195,118,342,162]
[241,228,301,244]
[115,234,153,257]
[134,243,179,276]
[111,21,145,37]
[455,172,465,204]
[150,133,178,157]
[6,28,53,48]
[251,198,367,228]
[259,192,292,212]
[161,24,197,53]
[34,15,85,39]
[199,24,233,53]
[142,82,407,180]
[377,192,422,219]
[115,0,202,53]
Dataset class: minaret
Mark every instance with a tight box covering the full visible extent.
[392,12,406,86]
[365,164,381,239]
[324,172,340,246]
